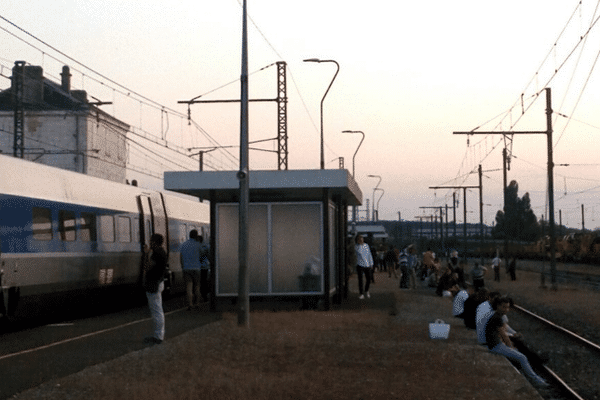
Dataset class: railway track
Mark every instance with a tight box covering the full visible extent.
[516,262,600,290]
[512,304,600,400]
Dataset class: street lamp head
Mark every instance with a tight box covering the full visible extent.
[303,58,321,63]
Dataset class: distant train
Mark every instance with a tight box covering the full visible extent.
[0,155,209,321]
[469,233,600,263]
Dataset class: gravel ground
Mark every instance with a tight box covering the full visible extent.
[485,261,600,400]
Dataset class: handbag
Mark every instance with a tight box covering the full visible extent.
[429,319,450,339]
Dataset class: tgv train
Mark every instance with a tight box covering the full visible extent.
[0,155,209,321]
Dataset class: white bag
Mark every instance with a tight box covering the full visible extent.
[429,319,450,339]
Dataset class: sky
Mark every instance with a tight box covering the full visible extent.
[2,0,600,230]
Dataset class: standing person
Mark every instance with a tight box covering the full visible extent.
[143,233,167,345]
[422,248,435,279]
[508,256,517,281]
[407,245,418,289]
[485,297,548,387]
[355,235,374,299]
[492,252,501,282]
[198,235,211,302]
[384,247,399,278]
[398,247,410,289]
[180,229,202,310]
[470,262,487,291]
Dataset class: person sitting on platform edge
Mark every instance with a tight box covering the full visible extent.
[452,287,472,319]
[143,233,167,345]
[485,297,548,387]
[436,267,459,297]
[463,288,489,330]
[476,291,501,345]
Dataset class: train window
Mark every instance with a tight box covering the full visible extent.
[59,210,76,241]
[78,212,97,242]
[118,216,132,243]
[100,215,115,242]
[132,217,140,243]
[32,207,52,241]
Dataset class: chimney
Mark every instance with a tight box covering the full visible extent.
[60,65,71,93]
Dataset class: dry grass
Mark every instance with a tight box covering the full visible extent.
[14,272,550,400]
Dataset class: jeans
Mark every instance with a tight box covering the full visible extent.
[489,343,543,382]
[146,281,165,341]
[356,266,372,294]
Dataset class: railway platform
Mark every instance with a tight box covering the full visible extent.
[376,274,545,399]
[12,271,545,400]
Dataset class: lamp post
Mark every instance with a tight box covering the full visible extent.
[303,58,339,169]
[342,130,364,178]
[367,174,381,222]
[342,130,364,225]
[374,188,384,221]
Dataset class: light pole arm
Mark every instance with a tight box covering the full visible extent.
[318,61,339,169]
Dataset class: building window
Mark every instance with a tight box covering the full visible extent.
[79,212,97,242]
[100,215,115,242]
[59,210,76,241]
[32,207,53,241]
[118,216,131,243]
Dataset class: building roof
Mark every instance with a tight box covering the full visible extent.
[349,224,389,238]
[164,169,363,206]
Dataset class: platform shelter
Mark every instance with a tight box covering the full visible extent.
[164,169,362,310]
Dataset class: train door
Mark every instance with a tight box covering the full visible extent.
[0,237,5,318]
[137,194,170,290]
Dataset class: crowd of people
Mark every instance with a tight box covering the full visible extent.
[452,285,549,387]
[349,237,548,388]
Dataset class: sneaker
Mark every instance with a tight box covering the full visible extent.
[533,377,549,388]
[366,292,371,298]
[358,294,365,300]
[143,337,163,345]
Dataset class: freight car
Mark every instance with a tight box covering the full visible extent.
[0,155,209,321]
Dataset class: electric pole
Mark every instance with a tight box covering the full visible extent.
[454,88,557,289]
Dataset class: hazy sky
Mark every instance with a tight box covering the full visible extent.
[2,1,600,230]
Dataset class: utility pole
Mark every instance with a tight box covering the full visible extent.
[419,206,444,247]
[454,88,557,289]
[12,61,25,158]
[502,147,509,279]
[429,186,479,262]
[478,164,484,265]
[179,62,288,170]
[238,0,250,328]
[582,204,585,231]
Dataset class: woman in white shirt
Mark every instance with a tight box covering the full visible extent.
[355,235,374,299]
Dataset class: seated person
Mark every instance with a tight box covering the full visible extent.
[436,267,459,296]
[463,288,489,329]
[485,297,548,387]
[452,287,471,319]
[476,291,501,345]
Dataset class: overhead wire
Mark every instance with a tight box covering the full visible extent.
[0,14,235,175]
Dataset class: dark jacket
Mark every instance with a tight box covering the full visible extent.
[144,247,167,293]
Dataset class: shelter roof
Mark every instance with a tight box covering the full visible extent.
[164,169,362,206]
